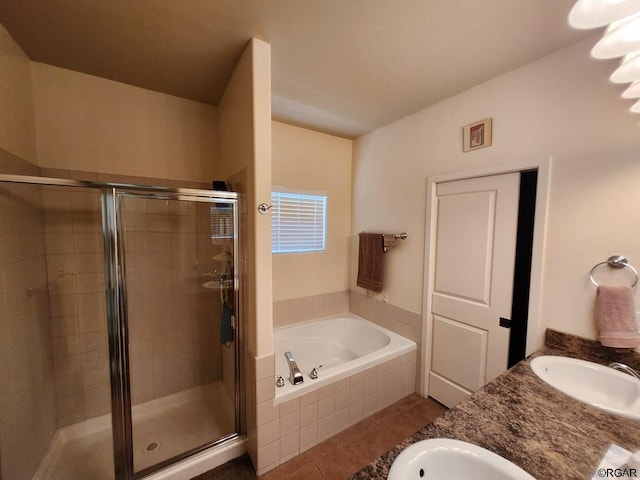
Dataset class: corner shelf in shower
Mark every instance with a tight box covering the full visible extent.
[202,280,233,290]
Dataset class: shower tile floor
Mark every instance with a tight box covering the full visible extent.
[34,382,234,480]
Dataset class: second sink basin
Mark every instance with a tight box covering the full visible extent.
[387,439,534,480]
[530,355,640,420]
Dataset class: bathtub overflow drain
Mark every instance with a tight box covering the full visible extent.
[144,441,160,453]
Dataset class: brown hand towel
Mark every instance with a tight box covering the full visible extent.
[357,233,384,293]
[595,285,639,348]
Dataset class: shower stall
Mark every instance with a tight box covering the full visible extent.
[0,173,244,480]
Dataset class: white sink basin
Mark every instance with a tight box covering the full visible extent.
[530,355,640,420]
[387,439,535,480]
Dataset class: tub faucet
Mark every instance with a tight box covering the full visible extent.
[284,351,304,385]
[609,362,640,379]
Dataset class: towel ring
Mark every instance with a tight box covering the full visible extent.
[589,255,638,288]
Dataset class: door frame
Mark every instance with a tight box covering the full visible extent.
[420,157,552,397]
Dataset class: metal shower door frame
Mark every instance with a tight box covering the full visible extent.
[0,174,242,480]
[105,185,242,480]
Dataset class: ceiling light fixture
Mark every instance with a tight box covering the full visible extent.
[569,0,640,28]
[569,0,640,116]
[610,52,640,82]
[631,98,640,111]
[622,80,640,97]
[591,12,640,58]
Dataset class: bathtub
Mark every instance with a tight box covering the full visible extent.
[273,312,417,405]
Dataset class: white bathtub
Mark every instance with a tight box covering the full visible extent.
[273,313,417,404]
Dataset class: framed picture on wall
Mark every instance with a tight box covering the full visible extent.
[463,118,492,152]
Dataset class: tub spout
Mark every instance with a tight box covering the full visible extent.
[285,351,304,385]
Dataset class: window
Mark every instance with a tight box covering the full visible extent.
[271,188,327,254]
[210,203,234,239]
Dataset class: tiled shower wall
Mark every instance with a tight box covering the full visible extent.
[42,181,110,426]
[123,196,223,406]
[0,153,57,480]
[40,168,226,426]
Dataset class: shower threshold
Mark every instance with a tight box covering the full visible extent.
[33,381,236,480]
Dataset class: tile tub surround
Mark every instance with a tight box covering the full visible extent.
[254,350,417,476]
[351,329,640,480]
[273,313,417,406]
[257,394,446,480]
[274,291,421,346]
[273,291,349,328]
[262,294,420,476]
[348,291,422,346]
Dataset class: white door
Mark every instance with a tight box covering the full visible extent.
[428,173,520,407]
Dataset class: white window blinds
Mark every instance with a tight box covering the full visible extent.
[210,204,234,239]
[271,189,327,254]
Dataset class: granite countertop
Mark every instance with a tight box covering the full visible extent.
[351,330,640,479]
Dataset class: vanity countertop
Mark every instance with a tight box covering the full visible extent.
[350,330,640,480]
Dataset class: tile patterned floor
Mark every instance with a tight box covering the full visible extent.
[192,393,447,480]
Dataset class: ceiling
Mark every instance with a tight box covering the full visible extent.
[0,0,593,138]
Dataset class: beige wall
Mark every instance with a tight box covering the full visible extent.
[32,62,218,182]
[272,121,352,302]
[252,39,274,357]
[217,38,273,473]
[218,38,273,358]
[352,35,640,347]
[0,24,37,164]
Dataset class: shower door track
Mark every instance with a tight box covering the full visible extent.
[0,173,243,480]
[0,173,238,199]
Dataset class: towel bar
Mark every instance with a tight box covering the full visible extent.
[358,231,407,253]
[589,255,638,287]
[383,232,407,252]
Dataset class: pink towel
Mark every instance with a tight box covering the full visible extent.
[595,286,639,348]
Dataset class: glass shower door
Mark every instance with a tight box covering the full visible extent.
[116,191,239,476]
[0,179,115,480]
